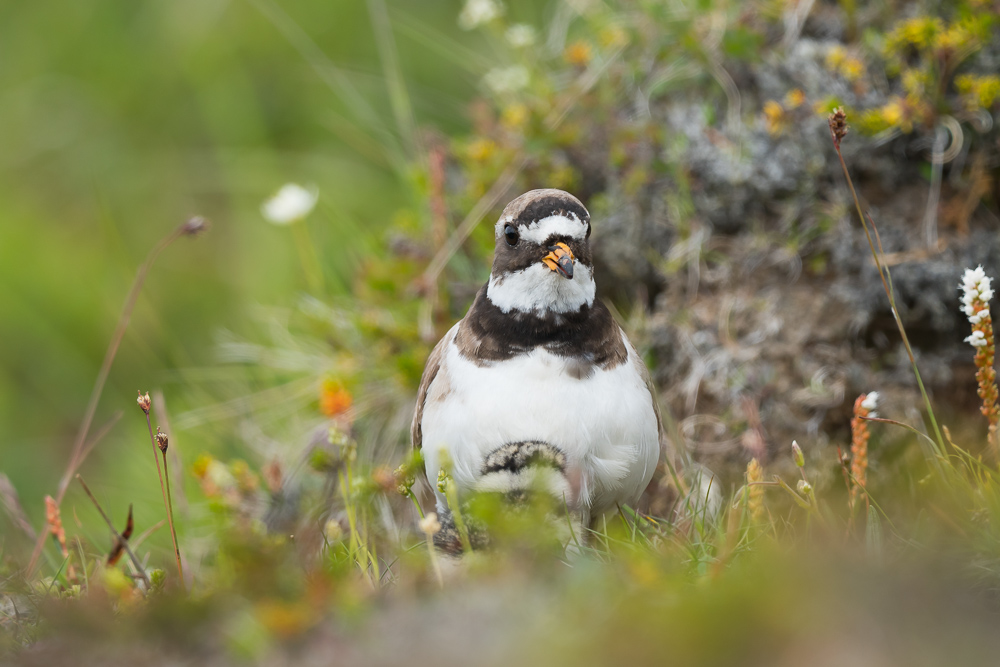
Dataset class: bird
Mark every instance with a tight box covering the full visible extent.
[411,189,663,546]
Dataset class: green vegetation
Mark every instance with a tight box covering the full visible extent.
[3,0,1000,663]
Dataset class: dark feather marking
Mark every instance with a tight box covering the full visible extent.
[455,285,627,370]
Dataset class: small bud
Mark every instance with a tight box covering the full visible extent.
[181,216,209,236]
[137,391,151,415]
[419,512,441,536]
[792,441,804,468]
[394,464,415,496]
[436,469,450,494]
[796,479,813,496]
[155,428,168,453]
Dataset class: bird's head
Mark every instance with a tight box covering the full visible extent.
[487,189,595,315]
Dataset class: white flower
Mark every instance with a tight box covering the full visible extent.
[960,266,995,324]
[483,65,529,95]
[963,266,986,291]
[505,24,537,48]
[458,0,502,30]
[860,391,879,412]
[419,512,442,535]
[966,330,988,347]
[261,183,318,225]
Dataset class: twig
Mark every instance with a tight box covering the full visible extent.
[75,475,152,590]
[26,218,205,576]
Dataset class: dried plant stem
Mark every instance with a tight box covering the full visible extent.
[75,475,152,590]
[145,413,184,588]
[161,448,184,587]
[26,220,202,576]
[830,129,946,460]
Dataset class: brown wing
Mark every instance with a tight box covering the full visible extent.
[411,326,456,450]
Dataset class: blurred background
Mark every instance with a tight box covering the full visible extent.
[0,0,509,548]
[3,3,1000,657]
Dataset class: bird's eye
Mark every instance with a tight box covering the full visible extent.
[504,224,519,246]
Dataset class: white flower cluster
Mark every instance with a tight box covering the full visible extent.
[505,24,537,48]
[860,391,879,419]
[961,265,994,320]
[961,266,995,348]
[261,183,318,225]
[483,65,529,94]
[458,0,502,31]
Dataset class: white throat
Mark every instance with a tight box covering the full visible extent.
[487,263,596,314]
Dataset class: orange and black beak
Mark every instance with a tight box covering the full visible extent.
[542,242,575,279]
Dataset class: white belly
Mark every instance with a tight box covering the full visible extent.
[421,325,660,515]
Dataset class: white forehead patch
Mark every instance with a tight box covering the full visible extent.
[495,214,588,245]
[487,262,596,314]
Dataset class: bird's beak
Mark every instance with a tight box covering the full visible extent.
[542,242,575,279]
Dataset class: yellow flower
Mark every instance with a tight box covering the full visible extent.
[957,74,1000,111]
[598,25,628,49]
[901,68,929,97]
[889,16,942,51]
[467,137,497,162]
[564,40,593,67]
[880,99,904,127]
[501,103,529,130]
[841,57,865,82]
[825,45,846,69]
[763,100,786,136]
[784,89,806,109]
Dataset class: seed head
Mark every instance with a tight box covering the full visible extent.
[155,428,169,453]
[436,469,450,494]
[828,107,849,147]
[181,216,209,237]
[323,519,344,543]
[394,464,416,496]
[419,512,442,536]
[137,391,151,415]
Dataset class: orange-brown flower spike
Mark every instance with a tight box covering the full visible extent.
[746,458,765,523]
[850,392,878,509]
[44,495,68,558]
[961,266,1000,454]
